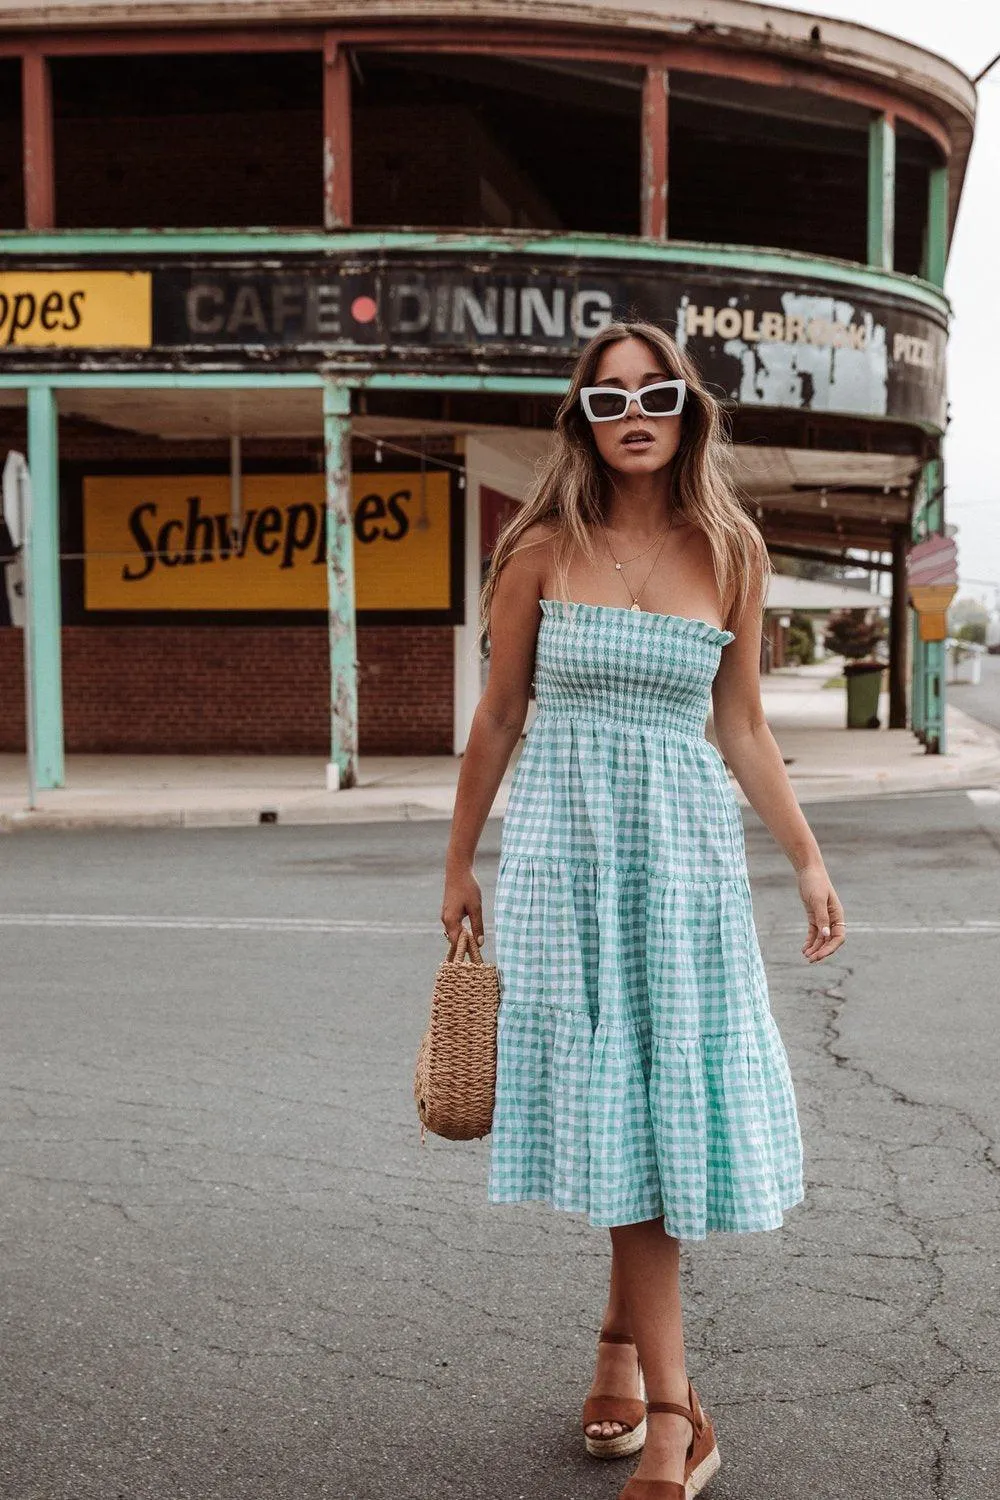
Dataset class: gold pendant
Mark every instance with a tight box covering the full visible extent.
[630,601,641,612]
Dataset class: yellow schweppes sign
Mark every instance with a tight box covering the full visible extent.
[0,273,151,347]
[83,472,453,612]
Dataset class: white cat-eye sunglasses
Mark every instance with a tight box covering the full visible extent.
[580,378,687,423]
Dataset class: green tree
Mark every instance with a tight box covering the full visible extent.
[785,610,815,665]
[823,607,884,662]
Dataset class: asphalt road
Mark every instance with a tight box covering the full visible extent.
[948,651,1000,733]
[2,794,999,1500]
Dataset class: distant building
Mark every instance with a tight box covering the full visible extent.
[0,0,975,781]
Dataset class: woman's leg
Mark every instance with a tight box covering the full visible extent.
[585,1231,640,1439]
[609,1216,692,1484]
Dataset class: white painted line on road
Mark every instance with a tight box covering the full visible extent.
[0,913,442,934]
[0,913,996,939]
[968,788,1000,806]
[773,923,1000,935]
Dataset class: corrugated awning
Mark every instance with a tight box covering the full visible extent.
[765,574,887,613]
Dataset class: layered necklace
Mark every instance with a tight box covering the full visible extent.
[602,514,676,612]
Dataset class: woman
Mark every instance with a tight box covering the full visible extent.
[441,319,845,1500]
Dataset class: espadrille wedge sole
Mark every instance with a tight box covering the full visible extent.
[582,1332,647,1459]
[618,1379,720,1500]
[678,1380,720,1496]
[617,1483,686,1500]
[685,1446,722,1495]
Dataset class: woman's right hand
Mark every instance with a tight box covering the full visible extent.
[441,864,485,948]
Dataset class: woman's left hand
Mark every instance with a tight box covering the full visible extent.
[797,863,846,962]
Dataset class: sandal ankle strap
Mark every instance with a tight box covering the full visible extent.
[646,1400,695,1425]
[598,1330,636,1344]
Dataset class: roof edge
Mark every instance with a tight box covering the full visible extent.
[1,3,976,123]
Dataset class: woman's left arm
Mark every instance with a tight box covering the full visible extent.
[711,582,846,964]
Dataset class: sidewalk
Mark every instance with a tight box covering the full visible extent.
[2,663,999,830]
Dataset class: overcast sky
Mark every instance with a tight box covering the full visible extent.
[766,0,999,608]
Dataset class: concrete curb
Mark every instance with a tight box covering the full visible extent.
[3,704,999,832]
[0,797,471,833]
[5,773,1000,831]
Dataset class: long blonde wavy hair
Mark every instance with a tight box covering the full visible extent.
[477,319,769,655]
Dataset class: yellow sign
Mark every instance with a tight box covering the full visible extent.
[909,582,958,643]
[0,272,151,347]
[83,472,453,611]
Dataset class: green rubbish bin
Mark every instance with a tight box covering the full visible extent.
[844,661,884,729]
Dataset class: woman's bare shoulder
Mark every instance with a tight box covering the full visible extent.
[516,518,560,552]
[501,518,559,584]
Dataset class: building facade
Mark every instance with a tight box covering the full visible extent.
[0,0,976,784]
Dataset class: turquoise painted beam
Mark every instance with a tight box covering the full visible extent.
[924,164,949,288]
[0,372,570,396]
[0,373,326,390]
[25,385,65,789]
[0,228,951,315]
[867,114,896,272]
[322,381,358,790]
[348,374,568,394]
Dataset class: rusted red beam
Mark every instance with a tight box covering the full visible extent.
[323,34,352,230]
[332,29,656,66]
[0,29,319,56]
[0,25,658,68]
[22,48,54,230]
[641,63,668,240]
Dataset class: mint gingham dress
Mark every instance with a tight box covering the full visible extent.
[486,600,805,1241]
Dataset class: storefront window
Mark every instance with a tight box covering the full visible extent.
[0,60,22,229]
[894,123,938,278]
[352,52,642,235]
[51,52,322,229]
[669,75,870,262]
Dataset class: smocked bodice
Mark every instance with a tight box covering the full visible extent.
[533,599,735,739]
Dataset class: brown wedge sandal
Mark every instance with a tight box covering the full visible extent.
[582,1331,648,1459]
[618,1378,721,1499]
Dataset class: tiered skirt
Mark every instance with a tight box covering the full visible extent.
[486,715,805,1241]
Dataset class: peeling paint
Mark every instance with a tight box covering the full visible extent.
[676,290,890,417]
[322,382,358,789]
[323,137,336,230]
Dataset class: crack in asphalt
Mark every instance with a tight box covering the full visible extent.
[814,965,992,1500]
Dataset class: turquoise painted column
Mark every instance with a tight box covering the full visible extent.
[909,467,927,743]
[924,638,947,754]
[910,609,925,741]
[867,113,896,271]
[322,381,358,789]
[922,458,946,754]
[26,385,65,789]
[909,458,946,753]
[924,163,949,288]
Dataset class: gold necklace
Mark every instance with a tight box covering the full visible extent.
[603,516,675,612]
[600,523,670,568]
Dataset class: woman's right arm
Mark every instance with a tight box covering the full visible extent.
[440,529,549,945]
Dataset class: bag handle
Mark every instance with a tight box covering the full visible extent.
[446,925,485,965]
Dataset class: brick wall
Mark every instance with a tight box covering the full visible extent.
[0,392,458,760]
[357,625,454,754]
[0,624,454,755]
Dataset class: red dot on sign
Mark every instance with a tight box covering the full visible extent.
[351,296,378,324]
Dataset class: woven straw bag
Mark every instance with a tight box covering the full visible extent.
[414,925,501,1143]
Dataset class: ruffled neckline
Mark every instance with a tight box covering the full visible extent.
[539,599,736,646]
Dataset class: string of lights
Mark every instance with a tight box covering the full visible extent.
[1,430,943,565]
